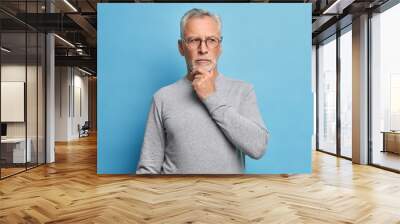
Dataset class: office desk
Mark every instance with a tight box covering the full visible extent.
[381,131,400,154]
[1,138,32,163]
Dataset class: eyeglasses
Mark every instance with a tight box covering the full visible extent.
[181,36,223,49]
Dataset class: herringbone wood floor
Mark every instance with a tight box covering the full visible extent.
[1,134,400,224]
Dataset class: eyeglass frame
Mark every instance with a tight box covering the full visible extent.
[181,36,223,49]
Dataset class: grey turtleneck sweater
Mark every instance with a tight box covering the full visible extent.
[136,73,269,174]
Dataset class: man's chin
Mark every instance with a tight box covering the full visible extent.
[192,63,215,72]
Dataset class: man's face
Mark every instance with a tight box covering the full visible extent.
[178,16,222,73]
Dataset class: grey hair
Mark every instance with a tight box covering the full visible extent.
[180,8,222,39]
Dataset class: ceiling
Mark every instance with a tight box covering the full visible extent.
[0,0,393,75]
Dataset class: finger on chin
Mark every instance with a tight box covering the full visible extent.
[194,73,203,80]
[197,67,209,75]
[192,79,200,86]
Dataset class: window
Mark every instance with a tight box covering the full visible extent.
[371,2,400,171]
[339,27,352,158]
[317,35,337,154]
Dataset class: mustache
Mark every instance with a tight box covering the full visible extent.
[194,58,212,62]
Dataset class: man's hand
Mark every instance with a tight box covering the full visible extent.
[191,66,216,101]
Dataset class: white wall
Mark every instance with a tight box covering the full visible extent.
[71,72,89,138]
[1,64,42,138]
[1,65,26,133]
[55,66,70,141]
[55,67,89,141]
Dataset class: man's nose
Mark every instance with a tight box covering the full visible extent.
[198,40,208,54]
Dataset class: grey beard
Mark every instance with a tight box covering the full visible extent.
[189,61,216,73]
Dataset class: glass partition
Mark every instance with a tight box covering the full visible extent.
[1,31,28,177]
[0,1,46,179]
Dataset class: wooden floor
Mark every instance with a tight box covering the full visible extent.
[1,134,400,224]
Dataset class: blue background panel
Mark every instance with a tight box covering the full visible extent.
[98,3,312,174]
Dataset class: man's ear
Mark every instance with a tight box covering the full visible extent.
[178,40,185,56]
[217,45,222,59]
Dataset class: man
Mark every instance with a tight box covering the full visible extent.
[136,8,269,174]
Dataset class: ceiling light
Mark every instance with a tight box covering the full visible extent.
[63,0,78,12]
[54,34,75,48]
[78,67,93,76]
[1,47,11,53]
[322,0,355,15]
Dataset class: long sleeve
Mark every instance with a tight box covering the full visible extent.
[136,97,166,174]
[201,85,269,159]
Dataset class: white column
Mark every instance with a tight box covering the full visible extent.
[312,45,317,150]
[352,14,369,164]
[46,33,55,163]
[46,1,55,163]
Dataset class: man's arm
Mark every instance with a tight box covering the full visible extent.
[136,97,165,174]
[201,85,269,159]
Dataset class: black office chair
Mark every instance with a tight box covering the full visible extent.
[78,121,90,138]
